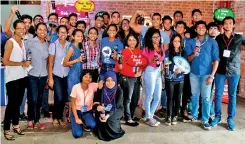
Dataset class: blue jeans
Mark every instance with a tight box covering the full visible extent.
[214,73,240,121]
[20,88,27,114]
[189,73,212,123]
[53,75,68,119]
[42,89,49,112]
[143,66,162,119]
[161,90,167,109]
[70,110,96,138]
[210,82,215,116]
[27,75,48,123]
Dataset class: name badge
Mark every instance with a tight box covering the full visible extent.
[223,50,231,58]
[91,60,98,67]
[105,104,112,111]
[25,65,33,72]
[81,105,88,112]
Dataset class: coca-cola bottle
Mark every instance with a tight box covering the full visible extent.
[27,50,32,61]
[80,44,87,63]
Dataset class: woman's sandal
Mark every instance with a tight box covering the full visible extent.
[4,131,16,140]
[12,126,25,135]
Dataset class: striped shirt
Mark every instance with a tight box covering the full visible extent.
[82,41,101,70]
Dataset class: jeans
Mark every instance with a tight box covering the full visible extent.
[143,66,162,119]
[166,80,184,117]
[4,77,27,130]
[119,75,140,121]
[70,110,96,138]
[42,89,49,112]
[27,75,48,123]
[20,88,27,114]
[210,82,215,116]
[189,73,212,123]
[53,75,68,120]
[181,74,192,114]
[214,73,240,121]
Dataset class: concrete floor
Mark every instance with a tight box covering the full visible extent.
[1,102,245,144]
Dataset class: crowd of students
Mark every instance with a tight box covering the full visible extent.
[1,5,245,141]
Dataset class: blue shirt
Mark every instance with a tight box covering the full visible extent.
[101,37,123,65]
[184,35,219,76]
[49,40,70,78]
[48,31,58,43]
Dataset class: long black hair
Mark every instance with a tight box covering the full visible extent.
[125,33,140,48]
[168,34,183,61]
[118,19,138,40]
[144,28,161,51]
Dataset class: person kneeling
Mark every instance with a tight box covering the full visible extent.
[70,70,98,138]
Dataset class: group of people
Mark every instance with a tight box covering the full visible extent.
[1,5,245,141]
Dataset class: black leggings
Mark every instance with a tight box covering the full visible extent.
[166,80,184,118]
[4,77,27,130]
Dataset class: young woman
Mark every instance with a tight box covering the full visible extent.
[100,24,123,80]
[63,29,85,121]
[143,28,165,127]
[118,19,138,46]
[82,27,100,82]
[119,34,148,126]
[70,70,99,138]
[3,20,29,140]
[93,71,125,141]
[26,23,49,130]
[48,25,70,126]
[164,34,185,126]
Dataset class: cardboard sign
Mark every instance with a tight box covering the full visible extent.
[74,0,95,12]
[214,8,235,22]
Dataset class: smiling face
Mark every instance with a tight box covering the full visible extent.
[107,26,117,38]
[95,17,104,28]
[223,19,235,32]
[192,12,202,23]
[36,24,47,39]
[152,15,161,28]
[122,19,130,31]
[105,77,116,89]
[34,16,43,27]
[73,31,84,43]
[163,19,172,31]
[111,13,120,25]
[88,28,98,41]
[58,27,68,41]
[174,13,183,23]
[196,24,207,36]
[15,22,25,38]
[77,23,86,33]
[60,18,69,26]
[23,18,31,32]
[69,16,78,27]
[152,32,161,46]
[173,36,181,49]
[127,36,137,48]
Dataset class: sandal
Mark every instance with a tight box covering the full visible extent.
[58,119,66,126]
[27,121,34,129]
[53,119,59,127]
[34,122,45,130]
[12,126,25,135]
[4,130,16,140]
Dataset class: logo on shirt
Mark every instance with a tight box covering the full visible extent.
[102,46,112,63]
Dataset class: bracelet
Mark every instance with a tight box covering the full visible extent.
[209,75,215,80]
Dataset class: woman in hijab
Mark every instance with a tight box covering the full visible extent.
[93,71,125,141]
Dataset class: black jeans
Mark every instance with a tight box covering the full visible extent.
[119,75,140,121]
[83,69,99,82]
[166,80,184,118]
[27,75,48,123]
[53,75,68,120]
[4,77,27,130]
[181,74,192,114]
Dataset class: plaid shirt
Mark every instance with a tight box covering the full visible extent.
[82,40,101,70]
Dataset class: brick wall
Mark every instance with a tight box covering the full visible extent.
[40,0,245,98]
[232,1,245,98]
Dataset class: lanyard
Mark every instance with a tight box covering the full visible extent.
[195,35,208,47]
[103,89,116,104]
[82,87,89,105]
[222,35,233,50]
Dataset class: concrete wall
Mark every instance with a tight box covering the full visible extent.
[0,5,41,29]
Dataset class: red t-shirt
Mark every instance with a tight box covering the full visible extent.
[120,48,148,77]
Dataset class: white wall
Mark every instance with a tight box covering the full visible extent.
[1,5,41,29]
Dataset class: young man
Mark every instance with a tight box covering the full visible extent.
[162,15,175,39]
[207,22,220,39]
[76,20,86,33]
[102,11,121,38]
[211,16,245,131]
[68,13,78,37]
[189,9,202,39]
[47,13,59,43]
[60,16,69,27]
[184,20,219,130]
[94,14,104,42]
[21,15,33,40]
[29,15,43,35]
[173,10,184,26]
[102,11,110,28]
[130,10,170,50]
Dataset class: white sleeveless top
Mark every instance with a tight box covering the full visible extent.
[5,38,27,83]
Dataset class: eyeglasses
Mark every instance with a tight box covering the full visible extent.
[35,18,43,21]
[15,28,26,31]
[152,36,160,39]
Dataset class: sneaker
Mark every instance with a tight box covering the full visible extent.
[203,122,211,130]
[187,115,198,122]
[19,113,28,121]
[227,119,236,131]
[141,117,147,122]
[152,118,160,126]
[182,116,192,123]
[211,117,221,127]
[146,118,158,127]
[172,116,178,125]
[165,117,171,126]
